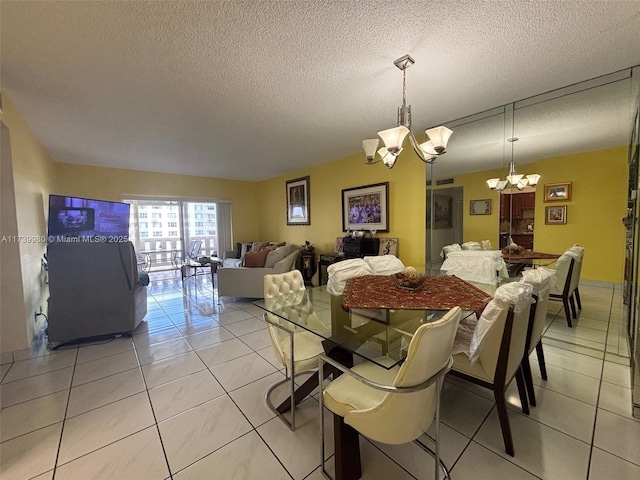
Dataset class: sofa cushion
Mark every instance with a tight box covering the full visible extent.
[243,249,270,267]
[264,244,295,269]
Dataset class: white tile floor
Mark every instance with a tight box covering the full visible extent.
[1,272,639,480]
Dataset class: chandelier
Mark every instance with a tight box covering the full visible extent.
[362,54,453,169]
[486,137,541,191]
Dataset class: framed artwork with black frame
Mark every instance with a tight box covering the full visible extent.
[342,182,389,232]
[286,176,310,225]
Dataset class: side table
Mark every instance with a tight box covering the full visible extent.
[300,251,316,286]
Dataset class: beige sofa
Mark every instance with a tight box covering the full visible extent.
[217,243,300,298]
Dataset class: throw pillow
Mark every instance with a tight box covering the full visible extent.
[251,241,270,252]
[243,249,270,267]
[264,244,294,269]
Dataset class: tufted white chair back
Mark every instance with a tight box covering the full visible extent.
[264,270,306,299]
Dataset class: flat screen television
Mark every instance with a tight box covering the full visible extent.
[48,194,130,242]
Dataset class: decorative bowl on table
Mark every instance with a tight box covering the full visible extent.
[394,268,427,291]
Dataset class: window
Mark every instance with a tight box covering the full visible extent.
[124,199,229,269]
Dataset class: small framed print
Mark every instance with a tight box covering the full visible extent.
[286,176,310,225]
[379,237,398,256]
[545,205,567,224]
[544,182,572,202]
[470,199,491,215]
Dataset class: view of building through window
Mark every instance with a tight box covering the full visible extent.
[124,199,219,270]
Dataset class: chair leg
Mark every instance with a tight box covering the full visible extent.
[569,294,578,319]
[563,297,573,327]
[521,355,536,407]
[535,341,548,380]
[494,389,515,456]
[575,288,582,310]
[515,368,530,415]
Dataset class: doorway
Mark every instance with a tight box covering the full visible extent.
[499,188,536,250]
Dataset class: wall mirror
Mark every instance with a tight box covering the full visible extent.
[427,67,637,359]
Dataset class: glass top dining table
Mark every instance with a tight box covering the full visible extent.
[253,276,496,370]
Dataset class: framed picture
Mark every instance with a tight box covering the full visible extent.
[470,199,492,215]
[286,176,310,225]
[334,236,344,254]
[342,182,389,232]
[544,182,572,202]
[379,237,398,256]
[545,205,567,224]
[427,193,453,229]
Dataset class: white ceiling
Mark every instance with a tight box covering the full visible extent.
[2,1,640,181]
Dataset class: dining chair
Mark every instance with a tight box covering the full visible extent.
[263,270,324,430]
[567,244,585,311]
[319,306,462,480]
[519,267,556,407]
[548,253,579,326]
[449,282,533,456]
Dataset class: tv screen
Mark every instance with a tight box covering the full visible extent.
[48,195,130,242]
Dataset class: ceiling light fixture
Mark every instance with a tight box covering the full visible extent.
[362,54,453,169]
[486,137,541,191]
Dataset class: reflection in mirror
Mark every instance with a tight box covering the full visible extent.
[426,107,506,271]
[427,67,636,360]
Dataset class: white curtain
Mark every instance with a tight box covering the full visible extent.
[216,202,232,257]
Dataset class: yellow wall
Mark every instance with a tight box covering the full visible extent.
[1,96,58,352]
[0,90,629,353]
[454,147,627,283]
[258,149,428,269]
[55,164,262,246]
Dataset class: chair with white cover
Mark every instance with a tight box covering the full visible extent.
[263,270,324,430]
[440,250,509,285]
[519,267,557,407]
[548,248,582,327]
[319,306,462,480]
[449,282,533,456]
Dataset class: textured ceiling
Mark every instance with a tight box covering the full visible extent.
[2,1,640,181]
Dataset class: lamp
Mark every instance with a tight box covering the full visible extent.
[486,137,540,191]
[363,55,452,169]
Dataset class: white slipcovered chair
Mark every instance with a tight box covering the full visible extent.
[319,306,462,480]
[548,246,583,327]
[449,283,533,456]
[263,270,325,430]
[519,267,557,407]
[440,250,508,285]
